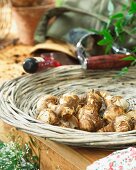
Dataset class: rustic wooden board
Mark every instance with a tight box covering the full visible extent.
[0,120,112,170]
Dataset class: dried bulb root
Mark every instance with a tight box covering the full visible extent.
[37,109,59,125]
[98,91,129,111]
[78,94,87,106]
[126,110,136,130]
[93,116,104,131]
[78,108,104,132]
[36,90,135,133]
[68,115,79,129]
[87,90,102,110]
[99,114,135,132]
[79,115,104,132]
[114,115,134,132]
[75,105,82,114]
[133,120,136,130]
[104,95,114,107]
[126,110,136,120]
[59,116,79,129]
[105,96,129,110]
[59,119,71,128]
[103,105,126,122]
[78,104,99,118]
[59,93,79,109]
[96,90,114,106]
[98,122,115,132]
[97,90,110,99]
[47,103,74,119]
[79,117,95,132]
[37,95,58,112]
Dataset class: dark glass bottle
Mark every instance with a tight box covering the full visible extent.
[23,53,62,73]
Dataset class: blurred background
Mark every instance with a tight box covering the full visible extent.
[0,0,56,44]
[0,0,135,82]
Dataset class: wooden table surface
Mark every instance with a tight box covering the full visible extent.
[0,44,135,170]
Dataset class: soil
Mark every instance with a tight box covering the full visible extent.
[0,44,32,83]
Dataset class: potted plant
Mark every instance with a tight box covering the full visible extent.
[11,0,55,45]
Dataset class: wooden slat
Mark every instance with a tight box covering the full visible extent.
[0,119,112,170]
[37,138,91,170]
[74,147,112,163]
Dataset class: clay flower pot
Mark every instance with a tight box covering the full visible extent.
[12,3,54,45]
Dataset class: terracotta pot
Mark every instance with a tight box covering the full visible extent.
[12,3,54,45]
[11,0,55,7]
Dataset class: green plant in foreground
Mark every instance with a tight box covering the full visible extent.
[0,141,39,170]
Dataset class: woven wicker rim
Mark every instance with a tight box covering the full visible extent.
[0,65,136,149]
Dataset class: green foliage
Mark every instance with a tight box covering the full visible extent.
[97,29,113,54]
[115,67,129,78]
[0,141,39,170]
[122,56,136,61]
[97,0,136,51]
[129,1,136,14]
[96,0,136,76]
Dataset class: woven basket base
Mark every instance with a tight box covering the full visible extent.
[0,65,136,149]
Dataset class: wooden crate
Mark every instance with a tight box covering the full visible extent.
[0,119,111,170]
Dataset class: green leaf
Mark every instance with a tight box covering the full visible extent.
[0,141,4,149]
[115,67,129,78]
[122,4,128,11]
[114,20,123,36]
[0,141,39,170]
[124,13,133,25]
[99,29,113,41]
[97,39,109,45]
[110,13,124,20]
[132,47,136,52]
[105,44,112,54]
[129,1,136,14]
[121,67,129,72]
[122,56,136,61]
[90,0,136,62]
[97,29,113,53]
[87,28,100,34]
[98,29,113,45]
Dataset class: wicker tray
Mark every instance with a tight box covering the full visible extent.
[0,65,136,149]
